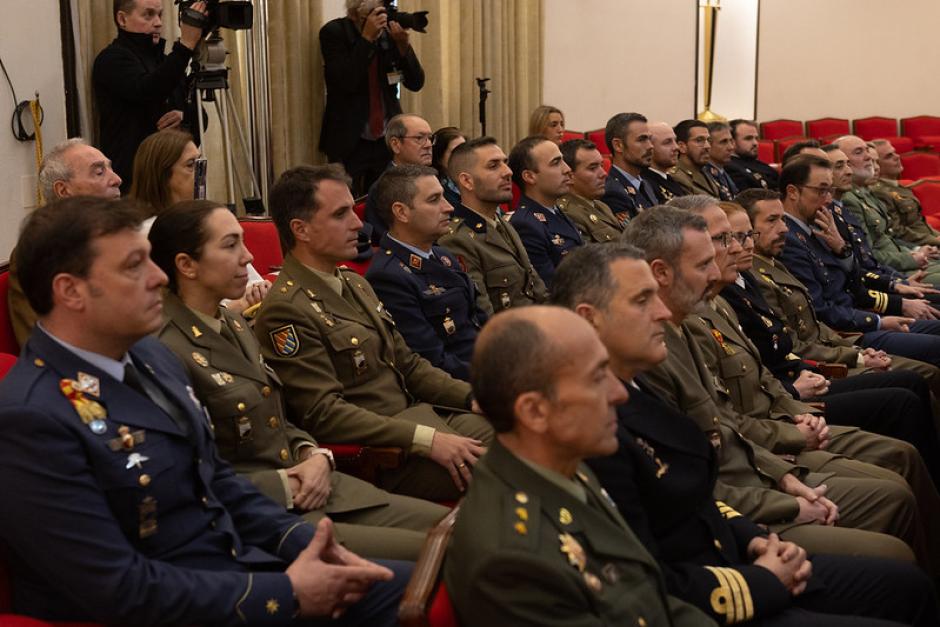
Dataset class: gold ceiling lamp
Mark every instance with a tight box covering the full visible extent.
[698,0,726,122]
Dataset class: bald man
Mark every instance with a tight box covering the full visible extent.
[445,305,714,627]
[641,122,691,204]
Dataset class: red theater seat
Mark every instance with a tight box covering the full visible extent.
[901,116,940,150]
[561,130,584,143]
[775,136,808,163]
[602,156,611,173]
[760,119,803,141]
[586,129,608,154]
[0,263,19,355]
[758,139,775,163]
[911,180,940,219]
[901,152,940,180]
[805,118,849,140]
[238,218,283,275]
[853,116,898,140]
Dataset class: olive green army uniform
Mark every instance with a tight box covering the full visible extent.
[842,186,940,282]
[437,204,548,316]
[157,293,448,560]
[750,254,940,388]
[556,193,623,244]
[669,155,723,198]
[871,178,940,246]
[253,255,493,501]
[6,249,35,349]
[445,439,716,627]
[641,322,916,562]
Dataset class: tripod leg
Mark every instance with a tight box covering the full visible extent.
[213,97,237,209]
[224,89,262,199]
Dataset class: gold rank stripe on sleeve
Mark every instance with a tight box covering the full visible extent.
[705,566,754,624]
[715,500,742,520]
[867,290,888,314]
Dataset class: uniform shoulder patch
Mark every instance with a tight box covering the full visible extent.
[270,324,300,357]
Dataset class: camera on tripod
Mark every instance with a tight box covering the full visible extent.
[176,0,254,32]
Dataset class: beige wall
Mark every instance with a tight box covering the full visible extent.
[757,0,940,122]
[543,0,696,133]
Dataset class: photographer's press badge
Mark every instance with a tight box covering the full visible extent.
[387,71,403,85]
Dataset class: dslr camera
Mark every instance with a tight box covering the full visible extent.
[382,0,429,33]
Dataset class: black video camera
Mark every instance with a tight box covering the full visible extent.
[383,0,429,33]
[177,0,253,32]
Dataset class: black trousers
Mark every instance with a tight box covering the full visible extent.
[816,369,940,486]
[759,554,938,627]
[338,138,391,198]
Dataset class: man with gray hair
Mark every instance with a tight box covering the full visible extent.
[364,113,434,244]
[620,205,922,563]
[8,138,123,347]
[870,138,940,246]
[319,0,425,196]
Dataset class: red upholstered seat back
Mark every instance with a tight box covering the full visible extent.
[0,265,20,355]
[427,582,457,627]
[561,130,584,143]
[901,152,940,180]
[911,181,940,218]
[853,116,898,140]
[586,129,608,155]
[805,118,849,140]
[238,218,283,276]
[760,119,803,141]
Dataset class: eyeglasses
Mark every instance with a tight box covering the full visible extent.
[711,232,733,248]
[732,230,758,245]
[800,185,834,197]
[688,136,711,145]
[401,134,436,146]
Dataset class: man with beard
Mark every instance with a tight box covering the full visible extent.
[600,112,659,223]
[726,119,780,191]
[705,122,739,200]
[671,120,725,200]
[641,122,690,204]
[437,137,548,315]
[557,139,623,243]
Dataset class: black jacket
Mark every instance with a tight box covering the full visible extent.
[92,30,196,191]
[318,16,424,161]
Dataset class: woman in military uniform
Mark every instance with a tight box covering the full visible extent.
[149,199,447,560]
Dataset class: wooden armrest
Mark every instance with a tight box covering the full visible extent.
[323,444,405,484]
[399,505,461,627]
[816,363,848,379]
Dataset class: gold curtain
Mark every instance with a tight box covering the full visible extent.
[398,0,543,150]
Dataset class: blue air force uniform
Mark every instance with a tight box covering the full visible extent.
[602,165,659,223]
[366,233,487,381]
[509,194,584,287]
[0,328,406,625]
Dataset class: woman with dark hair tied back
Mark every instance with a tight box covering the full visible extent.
[149,200,447,560]
[431,126,466,207]
[131,129,270,315]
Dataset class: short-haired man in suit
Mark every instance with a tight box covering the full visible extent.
[600,112,659,223]
[726,119,780,191]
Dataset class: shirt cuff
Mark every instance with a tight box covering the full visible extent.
[275,469,293,509]
[293,442,316,460]
[411,424,437,455]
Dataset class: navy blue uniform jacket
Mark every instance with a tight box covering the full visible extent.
[0,329,315,625]
[509,195,583,287]
[366,234,487,381]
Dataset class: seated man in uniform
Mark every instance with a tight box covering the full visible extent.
[558,138,623,243]
[642,121,690,204]
[445,305,715,627]
[508,135,583,287]
[871,138,940,247]
[365,164,487,381]
[600,112,659,222]
[0,196,407,626]
[705,121,740,200]
[726,119,779,191]
[671,119,727,200]
[620,206,922,564]
[254,164,492,502]
[437,136,548,315]
[552,242,938,626]
[8,137,122,347]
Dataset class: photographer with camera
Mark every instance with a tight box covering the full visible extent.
[319,0,426,196]
[93,0,207,193]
